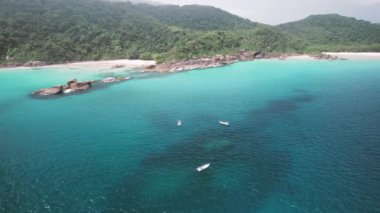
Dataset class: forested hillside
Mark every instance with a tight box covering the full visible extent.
[277,14,380,52]
[0,0,379,63]
[0,0,186,62]
[135,4,261,30]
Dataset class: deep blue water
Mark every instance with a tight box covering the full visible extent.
[0,60,380,212]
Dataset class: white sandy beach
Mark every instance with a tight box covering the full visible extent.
[48,59,156,69]
[286,53,380,60]
[286,55,315,60]
[323,52,380,60]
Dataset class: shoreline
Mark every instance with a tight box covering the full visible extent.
[47,59,156,69]
[145,52,380,72]
[323,52,380,60]
[143,52,340,72]
[1,52,380,72]
[0,59,156,70]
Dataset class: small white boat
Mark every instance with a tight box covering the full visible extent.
[124,77,131,80]
[196,163,210,172]
[219,121,230,126]
[102,77,116,83]
[177,120,182,127]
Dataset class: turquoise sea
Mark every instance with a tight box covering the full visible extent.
[0,60,380,212]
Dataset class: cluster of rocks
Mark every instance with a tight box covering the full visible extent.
[145,51,269,72]
[32,76,132,97]
[144,51,346,72]
[111,64,125,69]
[313,54,341,60]
[32,79,95,96]
[144,57,233,73]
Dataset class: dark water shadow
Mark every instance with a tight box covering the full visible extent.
[265,89,314,115]
[100,90,314,212]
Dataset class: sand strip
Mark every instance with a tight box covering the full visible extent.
[323,52,380,60]
[48,59,156,69]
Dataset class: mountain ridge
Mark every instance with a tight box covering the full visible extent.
[0,0,379,63]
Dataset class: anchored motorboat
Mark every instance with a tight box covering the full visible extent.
[177,120,182,127]
[218,121,230,126]
[196,163,210,172]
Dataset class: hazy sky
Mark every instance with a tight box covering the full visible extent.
[154,0,380,25]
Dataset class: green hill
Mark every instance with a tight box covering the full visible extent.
[0,0,191,62]
[0,0,297,63]
[134,4,261,30]
[277,14,380,52]
[0,1,379,64]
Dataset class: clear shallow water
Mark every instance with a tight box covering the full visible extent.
[0,60,380,212]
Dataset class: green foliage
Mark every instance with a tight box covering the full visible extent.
[0,1,379,64]
[165,29,307,60]
[135,4,262,30]
[278,14,380,45]
[0,0,188,62]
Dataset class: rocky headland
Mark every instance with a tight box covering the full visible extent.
[144,51,341,72]
[1,52,342,72]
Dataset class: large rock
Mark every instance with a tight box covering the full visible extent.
[239,51,255,60]
[145,64,156,69]
[32,79,95,96]
[33,86,63,96]
[253,51,265,59]
[67,79,93,91]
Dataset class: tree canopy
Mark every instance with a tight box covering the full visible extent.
[0,0,379,63]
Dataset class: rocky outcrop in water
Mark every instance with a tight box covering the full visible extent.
[32,79,95,96]
[32,77,132,97]
[33,86,64,96]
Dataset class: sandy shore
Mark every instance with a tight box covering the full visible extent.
[323,52,380,60]
[48,59,156,69]
[286,55,315,60]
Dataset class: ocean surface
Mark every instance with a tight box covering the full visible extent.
[0,60,380,212]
